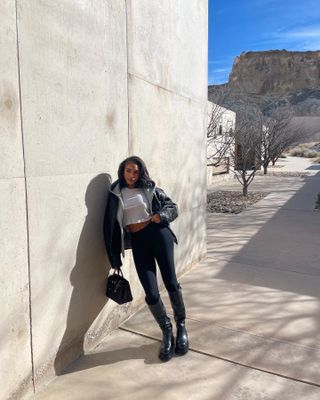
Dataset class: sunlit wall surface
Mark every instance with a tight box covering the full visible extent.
[0,1,208,398]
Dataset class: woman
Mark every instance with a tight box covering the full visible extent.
[103,156,189,362]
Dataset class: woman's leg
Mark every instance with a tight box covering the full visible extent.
[152,226,179,293]
[153,226,189,356]
[131,228,159,304]
[131,226,174,361]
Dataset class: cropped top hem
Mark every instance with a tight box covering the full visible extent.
[121,187,151,227]
[125,216,152,228]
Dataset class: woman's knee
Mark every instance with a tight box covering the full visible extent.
[145,293,160,305]
[164,281,179,293]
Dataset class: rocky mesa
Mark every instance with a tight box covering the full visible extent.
[208,50,320,119]
[229,50,320,95]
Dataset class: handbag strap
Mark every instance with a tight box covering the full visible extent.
[112,268,123,277]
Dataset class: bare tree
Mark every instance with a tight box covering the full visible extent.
[257,108,294,174]
[230,106,262,196]
[208,85,320,186]
[207,98,263,196]
[207,97,235,168]
[269,122,301,167]
[257,108,318,173]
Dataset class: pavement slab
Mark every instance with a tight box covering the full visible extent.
[275,156,320,172]
[123,305,320,385]
[207,209,320,276]
[33,329,320,400]
[31,158,320,399]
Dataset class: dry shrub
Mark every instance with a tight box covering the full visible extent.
[289,142,320,158]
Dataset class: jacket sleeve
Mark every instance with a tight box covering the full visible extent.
[103,192,122,269]
[155,187,179,225]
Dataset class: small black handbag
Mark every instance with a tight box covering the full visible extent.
[106,269,133,305]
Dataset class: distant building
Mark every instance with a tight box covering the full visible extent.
[207,101,236,185]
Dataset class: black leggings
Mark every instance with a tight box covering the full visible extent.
[131,222,179,305]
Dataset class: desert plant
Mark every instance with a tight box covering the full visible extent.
[289,146,320,158]
[289,141,320,158]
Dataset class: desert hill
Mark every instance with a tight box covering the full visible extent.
[229,50,320,95]
[208,50,320,120]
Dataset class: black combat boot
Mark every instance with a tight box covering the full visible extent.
[148,297,175,362]
[169,286,189,356]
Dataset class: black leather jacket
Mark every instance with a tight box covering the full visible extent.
[103,180,178,269]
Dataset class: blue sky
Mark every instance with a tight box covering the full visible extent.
[208,0,320,85]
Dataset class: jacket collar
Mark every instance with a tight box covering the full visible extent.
[110,180,122,198]
[110,180,156,213]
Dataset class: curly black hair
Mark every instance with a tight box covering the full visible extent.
[117,156,154,188]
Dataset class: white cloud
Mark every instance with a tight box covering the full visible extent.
[280,27,320,39]
[264,25,320,51]
[299,40,320,51]
[212,68,229,73]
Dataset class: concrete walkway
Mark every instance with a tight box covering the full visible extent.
[34,158,320,400]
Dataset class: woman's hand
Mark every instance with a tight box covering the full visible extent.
[151,214,161,223]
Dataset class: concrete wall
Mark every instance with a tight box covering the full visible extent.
[0,1,32,399]
[0,1,208,399]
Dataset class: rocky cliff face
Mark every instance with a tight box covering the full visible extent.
[229,50,320,95]
[208,50,320,118]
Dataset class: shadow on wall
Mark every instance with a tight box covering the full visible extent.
[54,173,112,375]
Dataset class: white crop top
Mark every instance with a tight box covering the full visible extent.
[121,187,151,227]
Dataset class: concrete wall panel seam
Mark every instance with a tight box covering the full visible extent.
[14,0,35,394]
[128,72,207,105]
[125,0,131,155]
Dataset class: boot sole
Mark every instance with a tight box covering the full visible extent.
[175,346,189,356]
[159,349,175,362]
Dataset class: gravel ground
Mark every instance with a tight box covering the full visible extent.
[207,190,268,214]
[255,171,310,177]
[207,169,311,214]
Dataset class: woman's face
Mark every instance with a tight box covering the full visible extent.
[123,162,140,188]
